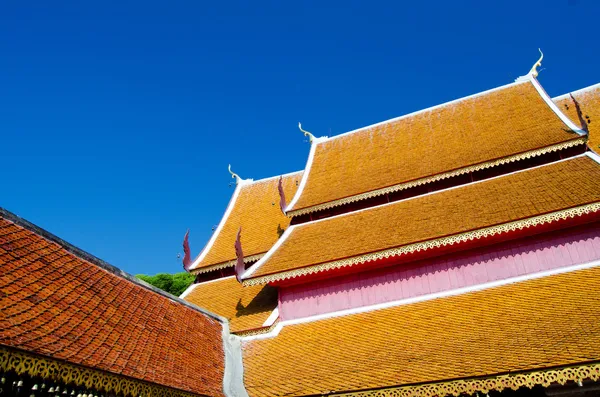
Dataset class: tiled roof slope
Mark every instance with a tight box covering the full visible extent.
[183,277,277,333]
[242,265,600,397]
[190,172,303,273]
[0,211,225,396]
[554,83,600,155]
[247,155,600,282]
[287,79,583,215]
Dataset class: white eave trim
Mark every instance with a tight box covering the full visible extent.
[179,282,198,299]
[552,82,600,102]
[241,224,296,279]
[188,178,252,271]
[262,307,279,327]
[284,137,326,213]
[529,76,587,135]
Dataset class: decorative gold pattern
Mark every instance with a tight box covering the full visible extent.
[191,253,264,275]
[287,138,587,217]
[0,346,201,397]
[245,202,600,286]
[330,362,600,397]
[234,320,279,338]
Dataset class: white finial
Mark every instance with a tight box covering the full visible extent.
[528,48,544,78]
[298,122,315,144]
[228,164,241,184]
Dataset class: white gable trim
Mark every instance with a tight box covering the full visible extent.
[529,76,586,135]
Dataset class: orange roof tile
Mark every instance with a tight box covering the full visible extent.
[190,172,303,273]
[246,155,600,284]
[554,83,600,155]
[183,277,277,333]
[286,79,585,216]
[0,210,225,396]
[242,265,600,397]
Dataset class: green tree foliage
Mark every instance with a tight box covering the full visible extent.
[136,272,195,296]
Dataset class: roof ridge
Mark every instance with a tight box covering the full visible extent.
[552,82,600,101]
[248,170,303,184]
[323,79,528,143]
[0,207,226,323]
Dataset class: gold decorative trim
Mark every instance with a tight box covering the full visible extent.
[233,320,280,338]
[244,202,600,286]
[190,253,265,275]
[331,362,600,397]
[287,138,587,217]
[0,346,201,397]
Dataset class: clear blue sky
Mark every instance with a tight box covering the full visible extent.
[1,1,598,276]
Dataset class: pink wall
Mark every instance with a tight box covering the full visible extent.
[279,222,600,321]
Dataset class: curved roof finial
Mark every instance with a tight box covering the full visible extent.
[228,164,241,184]
[299,122,315,144]
[528,48,544,78]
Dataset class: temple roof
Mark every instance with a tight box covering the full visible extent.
[189,171,303,274]
[285,77,586,217]
[553,82,600,155]
[0,209,225,396]
[244,154,600,285]
[182,276,277,333]
[242,264,600,397]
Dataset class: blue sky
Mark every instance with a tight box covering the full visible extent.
[1,1,598,276]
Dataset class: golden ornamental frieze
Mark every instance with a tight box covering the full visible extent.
[244,202,600,286]
[0,346,202,397]
[329,362,600,397]
[191,253,264,275]
[287,138,587,218]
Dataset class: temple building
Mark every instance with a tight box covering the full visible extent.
[2,55,600,397]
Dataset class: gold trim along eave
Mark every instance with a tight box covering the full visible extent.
[190,253,265,275]
[287,138,587,218]
[329,361,600,397]
[233,320,280,338]
[0,346,203,397]
[244,202,600,286]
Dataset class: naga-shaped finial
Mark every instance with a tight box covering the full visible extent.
[298,122,315,144]
[228,164,241,184]
[528,48,544,78]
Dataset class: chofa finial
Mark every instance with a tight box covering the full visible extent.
[298,122,315,144]
[528,48,544,78]
[228,164,241,184]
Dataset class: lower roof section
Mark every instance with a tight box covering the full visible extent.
[182,276,277,333]
[242,263,600,397]
[0,209,225,396]
[244,153,600,285]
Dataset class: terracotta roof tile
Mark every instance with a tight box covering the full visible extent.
[554,83,600,155]
[190,172,303,272]
[288,80,582,215]
[248,155,600,281]
[242,266,600,396]
[0,212,225,396]
[183,277,277,333]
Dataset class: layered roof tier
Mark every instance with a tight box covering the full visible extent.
[182,276,277,334]
[242,264,600,397]
[554,83,600,155]
[244,153,600,285]
[189,171,303,274]
[0,209,226,396]
[285,77,586,217]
